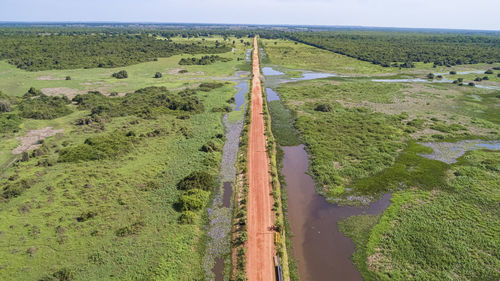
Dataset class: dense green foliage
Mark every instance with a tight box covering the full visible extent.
[177,171,216,191]
[268,100,301,146]
[343,151,500,281]
[19,88,72,119]
[353,142,449,194]
[289,32,500,67]
[179,55,232,65]
[72,86,204,119]
[111,70,128,79]
[58,131,137,162]
[0,33,230,71]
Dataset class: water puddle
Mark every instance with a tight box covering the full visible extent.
[234,81,248,111]
[419,140,500,164]
[372,78,454,83]
[469,94,481,101]
[282,145,391,281]
[222,182,232,208]
[292,72,337,81]
[372,75,500,90]
[266,88,280,101]
[434,70,486,75]
[262,66,285,76]
[212,258,224,281]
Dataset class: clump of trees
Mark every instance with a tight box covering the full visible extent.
[177,171,215,191]
[58,130,137,162]
[198,82,224,92]
[19,87,72,119]
[112,70,128,79]
[72,86,205,120]
[176,171,215,224]
[179,55,231,65]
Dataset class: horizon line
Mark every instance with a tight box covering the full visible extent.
[0,21,499,33]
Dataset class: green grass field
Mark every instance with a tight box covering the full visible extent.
[0,36,249,280]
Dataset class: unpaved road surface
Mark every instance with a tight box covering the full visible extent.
[247,36,275,281]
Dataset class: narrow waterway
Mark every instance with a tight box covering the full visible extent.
[205,72,248,281]
[282,145,391,281]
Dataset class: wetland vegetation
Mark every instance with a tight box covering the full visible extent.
[263,35,499,281]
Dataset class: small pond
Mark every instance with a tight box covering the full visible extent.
[419,140,500,164]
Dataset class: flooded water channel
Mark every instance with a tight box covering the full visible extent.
[261,66,392,280]
[205,72,249,281]
[282,145,391,281]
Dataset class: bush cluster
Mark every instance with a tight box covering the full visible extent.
[178,55,231,65]
[19,87,72,119]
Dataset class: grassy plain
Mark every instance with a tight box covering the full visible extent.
[260,38,500,77]
[0,36,249,280]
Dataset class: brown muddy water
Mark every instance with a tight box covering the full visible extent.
[282,145,391,281]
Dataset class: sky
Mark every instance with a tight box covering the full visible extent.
[1,0,499,31]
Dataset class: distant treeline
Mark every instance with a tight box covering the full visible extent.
[178,55,232,65]
[287,32,500,67]
[0,33,230,71]
[1,26,499,71]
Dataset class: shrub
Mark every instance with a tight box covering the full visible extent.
[0,100,11,112]
[115,221,145,237]
[198,82,224,92]
[0,113,21,134]
[484,69,493,74]
[178,189,209,211]
[177,171,216,191]
[179,211,196,224]
[201,141,221,152]
[426,73,435,79]
[19,88,72,119]
[154,72,162,78]
[211,105,232,113]
[58,131,136,162]
[314,103,333,112]
[450,70,457,75]
[178,55,231,65]
[77,211,97,222]
[65,76,71,80]
[112,70,128,79]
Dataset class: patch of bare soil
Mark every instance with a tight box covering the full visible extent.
[41,87,84,99]
[12,127,64,155]
[36,75,64,81]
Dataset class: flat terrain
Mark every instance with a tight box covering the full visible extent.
[264,38,500,281]
[246,36,275,281]
[0,35,251,280]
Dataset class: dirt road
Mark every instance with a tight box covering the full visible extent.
[246,36,275,281]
